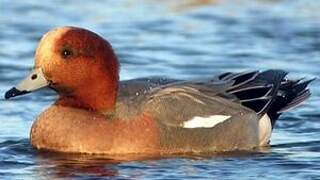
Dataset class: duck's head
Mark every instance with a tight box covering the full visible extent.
[5,26,119,112]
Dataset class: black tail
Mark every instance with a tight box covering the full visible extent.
[267,78,314,127]
[218,70,314,128]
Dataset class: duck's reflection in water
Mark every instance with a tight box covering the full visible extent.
[33,151,161,178]
[32,148,271,179]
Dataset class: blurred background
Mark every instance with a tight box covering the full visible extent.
[0,0,319,179]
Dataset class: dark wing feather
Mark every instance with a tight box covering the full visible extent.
[216,70,287,115]
[215,70,313,128]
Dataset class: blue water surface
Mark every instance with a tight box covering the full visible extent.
[0,0,320,179]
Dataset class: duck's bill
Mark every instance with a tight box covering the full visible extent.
[4,68,49,99]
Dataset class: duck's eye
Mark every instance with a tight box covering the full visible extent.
[61,48,73,59]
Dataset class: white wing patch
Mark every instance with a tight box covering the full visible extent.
[183,115,231,128]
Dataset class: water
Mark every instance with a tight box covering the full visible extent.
[1,0,320,179]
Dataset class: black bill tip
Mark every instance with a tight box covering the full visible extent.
[4,87,29,99]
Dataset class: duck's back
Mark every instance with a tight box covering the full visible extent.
[115,70,313,153]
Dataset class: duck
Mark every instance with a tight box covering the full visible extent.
[4,26,313,155]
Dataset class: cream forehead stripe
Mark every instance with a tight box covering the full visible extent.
[183,115,231,128]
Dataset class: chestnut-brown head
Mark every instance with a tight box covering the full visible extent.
[5,26,119,112]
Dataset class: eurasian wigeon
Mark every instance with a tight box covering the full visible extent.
[4,26,313,155]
